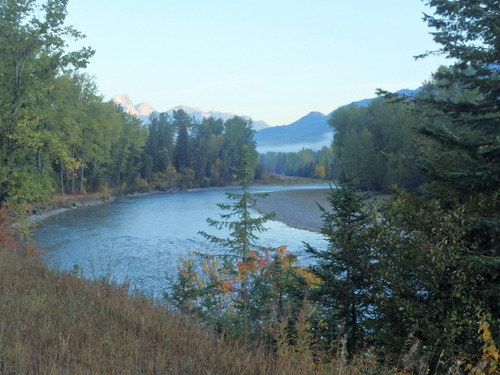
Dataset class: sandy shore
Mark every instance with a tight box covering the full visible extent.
[254,189,331,233]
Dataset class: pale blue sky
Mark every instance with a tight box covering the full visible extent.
[66,0,449,126]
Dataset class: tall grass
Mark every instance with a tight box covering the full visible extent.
[1,245,296,374]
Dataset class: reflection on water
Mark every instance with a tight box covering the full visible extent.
[34,185,328,295]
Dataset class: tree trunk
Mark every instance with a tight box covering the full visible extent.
[71,148,75,194]
[60,159,64,196]
[80,142,85,192]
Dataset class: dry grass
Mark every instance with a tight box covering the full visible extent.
[0,200,398,374]
[0,242,400,375]
[0,243,323,374]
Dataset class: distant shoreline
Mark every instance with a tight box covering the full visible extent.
[27,183,332,228]
[26,189,175,224]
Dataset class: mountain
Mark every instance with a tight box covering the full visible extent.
[135,102,156,117]
[111,96,270,131]
[255,112,330,153]
[255,88,421,153]
[166,105,270,131]
[112,88,420,153]
[112,94,156,123]
[112,94,139,116]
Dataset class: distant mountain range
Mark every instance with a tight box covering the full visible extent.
[111,94,270,131]
[254,88,421,153]
[113,88,420,154]
[164,105,270,131]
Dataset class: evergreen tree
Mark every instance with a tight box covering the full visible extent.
[173,109,193,172]
[372,1,499,370]
[305,184,377,359]
[199,147,275,262]
[192,117,224,186]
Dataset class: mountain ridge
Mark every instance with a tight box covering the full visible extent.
[111,95,270,131]
[112,88,421,153]
[254,88,421,153]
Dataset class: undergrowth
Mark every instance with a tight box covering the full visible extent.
[0,240,396,374]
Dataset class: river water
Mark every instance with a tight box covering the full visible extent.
[34,185,328,296]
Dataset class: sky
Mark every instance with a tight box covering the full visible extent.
[65,0,450,126]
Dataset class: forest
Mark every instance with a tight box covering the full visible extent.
[0,0,498,374]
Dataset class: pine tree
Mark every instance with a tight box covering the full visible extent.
[372,1,499,369]
[199,147,275,262]
[305,184,377,359]
[172,110,193,172]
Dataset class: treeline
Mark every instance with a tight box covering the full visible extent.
[330,97,424,191]
[260,97,424,192]
[142,111,256,190]
[258,98,424,192]
[0,1,256,205]
[0,1,146,204]
[259,147,334,179]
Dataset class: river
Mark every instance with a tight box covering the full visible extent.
[34,185,328,296]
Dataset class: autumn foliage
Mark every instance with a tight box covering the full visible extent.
[167,245,318,338]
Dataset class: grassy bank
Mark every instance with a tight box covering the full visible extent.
[0,243,400,374]
[0,244,304,374]
[0,213,399,374]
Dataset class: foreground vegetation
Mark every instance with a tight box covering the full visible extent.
[0,0,498,374]
[0,220,405,374]
[0,244,287,374]
[166,1,500,372]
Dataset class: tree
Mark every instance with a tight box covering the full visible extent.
[0,0,94,203]
[172,109,193,172]
[305,184,377,359]
[167,149,317,345]
[417,0,499,334]
[371,1,499,370]
[420,0,499,116]
[380,0,499,200]
[192,117,224,186]
[145,112,175,175]
[329,99,421,192]
[219,117,257,184]
[199,147,275,262]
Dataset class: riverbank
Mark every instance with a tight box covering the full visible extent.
[25,177,324,224]
[254,189,330,232]
[25,188,182,223]
[254,188,390,233]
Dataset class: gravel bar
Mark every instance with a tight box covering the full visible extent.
[254,188,331,233]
